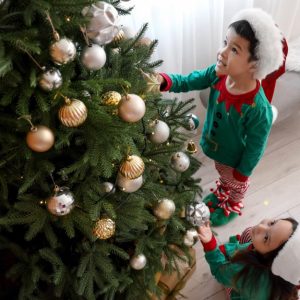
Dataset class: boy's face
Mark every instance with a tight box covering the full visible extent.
[215,27,256,78]
[250,219,293,254]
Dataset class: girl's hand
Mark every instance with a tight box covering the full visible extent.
[198,222,213,243]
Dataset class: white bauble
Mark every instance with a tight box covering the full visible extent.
[38,68,62,91]
[116,173,143,193]
[183,229,198,246]
[81,44,106,70]
[130,254,147,270]
[47,187,75,216]
[82,1,119,45]
[153,198,176,220]
[170,152,190,172]
[118,94,146,123]
[49,38,76,65]
[99,182,115,193]
[148,120,170,144]
[121,26,135,39]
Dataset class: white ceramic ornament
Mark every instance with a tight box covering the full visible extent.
[170,152,190,172]
[149,120,170,144]
[38,68,62,91]
[153,198,176,220]
[118,94,146,123]
[81,44,106,70]
[116,173,143,193]
[49,38,76,65]
[47,187,75,216]
[130,254,147,270]
[186,201,210,226]
[82,1,119,45]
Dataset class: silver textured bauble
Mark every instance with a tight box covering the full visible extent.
[38,68,62,91]
[81,44,106,70]
[49,37,76,65]
[130,254,147,270]
[148,120,170,144]
[170,151,190,172]
[99,182,115,193]
[82,1,119,45]
[186,201,210,226]
[118,94,146,123]
[116,173,143,193]
[47,187,75,216]
[153,198,176,220]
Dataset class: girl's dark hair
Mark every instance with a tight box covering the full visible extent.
[231,218,299,300]
[229,20,259,62]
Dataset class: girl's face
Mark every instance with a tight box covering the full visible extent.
[215,27,256,78]
[251,219,293,254]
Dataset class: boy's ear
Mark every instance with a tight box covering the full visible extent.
[249,61,258,74]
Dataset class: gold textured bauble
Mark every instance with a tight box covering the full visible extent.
[119,155,145,179]
[58,98,87,127]
[118,94,146,123]
[111,29,125,46]
[26,125,55,152]
[101,91,121,106]
[153,198,176,220]
[93,217,115,239]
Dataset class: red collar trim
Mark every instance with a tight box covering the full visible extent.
[213,76,260,114]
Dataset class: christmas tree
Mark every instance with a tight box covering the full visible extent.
[0,1,205,299]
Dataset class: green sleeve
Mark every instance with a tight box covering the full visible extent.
[168,64,218,93]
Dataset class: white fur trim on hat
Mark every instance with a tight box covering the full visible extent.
[230,8,284,80]
[271,224,300,285]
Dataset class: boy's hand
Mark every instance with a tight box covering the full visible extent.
[198,221,213,243]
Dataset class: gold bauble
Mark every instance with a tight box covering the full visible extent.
[101,91,121,106]
[187,141,198,154]
[153,198,176,220]
[119,155,145,179]
[118,94,146,123]
[93,217,115,240]
[111,29,125,46]
[58,98,87,127]
[26,125,55,152]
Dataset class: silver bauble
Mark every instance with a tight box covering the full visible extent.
[49,37,76,65]
[81,44,106,70]
[99,182,115,193]
[153,198,176,220]
[130,254,147,270]
[116,173,143,193]
[82,1,119,45]
[38,68,62,91]
[186,201,210,226]
[47,187,75,216]
[148,120,170,144]
[118,94,146,123]
[170,152,190,172]
[184,113,200,131]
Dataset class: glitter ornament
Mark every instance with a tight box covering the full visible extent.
[170,152,190,172]
[118,94,146,123]
[38,68,62,91]
[47,187,75,216]
[119,155,145,179]
[116,173,143,193]
[130,254,147,270]
[82,1,119,45]
[99,182,115,193]
[93,217,115,239]
[81,44,106,70]
[186,201,210,226]
[148,120,170,144]
[101,91,121,106]
[184,113,200,131]
[153,198,176,220]
[49,37,76,65]
[26,125,55,152]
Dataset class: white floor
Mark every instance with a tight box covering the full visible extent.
[178,109,300,300]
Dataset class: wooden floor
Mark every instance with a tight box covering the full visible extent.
[178,109,300,300]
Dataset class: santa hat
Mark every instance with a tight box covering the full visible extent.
[271,225,300,285]
[230,8,284,80]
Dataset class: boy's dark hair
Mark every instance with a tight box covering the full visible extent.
[229,20,259,62]
[231,218,299,300]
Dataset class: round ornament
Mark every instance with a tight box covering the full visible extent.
[136,37,152,47]
[130,254,147,270]
[81,44,106,70]
[58,98,87,127]
[119,155,145,179]
[186,140,198,154]
[186,201,210,226]
[47,187,75,216]
[183,228,198,247]
[116,173,143,193]
[111,29,124,46]
[93,217,115,239]
[101,91,121,106]
[118,94,146,123]
[153,198,176,220]
[99,182,115,193]
[82,1,119,45]
[38,68,62,91]
[26,125,55,152]
[184,113,200,131]
[148,120,170,144]
[170,152,190,173]
[49,37,76,65]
